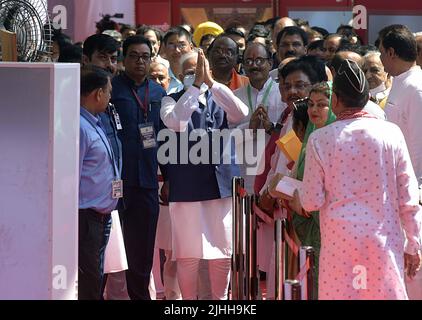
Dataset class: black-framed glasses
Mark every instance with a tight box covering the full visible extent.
[243,57,270,67]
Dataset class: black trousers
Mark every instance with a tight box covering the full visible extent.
[121,187,159,300]
[78,209,112,300]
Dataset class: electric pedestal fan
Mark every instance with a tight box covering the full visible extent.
[0,0,52,61]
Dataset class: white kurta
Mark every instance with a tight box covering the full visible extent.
[161,82,249,260]
[300,117,422,300]
[233,78,287,193]
[385,66,422,186]
[170,198,232,259]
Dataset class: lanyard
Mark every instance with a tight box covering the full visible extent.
[82,113,119,179]
[131,82,150,122]
[247,81,273,114]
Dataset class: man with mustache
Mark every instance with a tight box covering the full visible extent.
[82,34,122,173]
[254,57,329,298]
[269,26,308,83]
[232,42,287,298]
[276,26,308,63]
[233,42,286,192]
[82,34,128,300]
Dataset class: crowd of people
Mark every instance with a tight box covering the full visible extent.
[75,14,422,300]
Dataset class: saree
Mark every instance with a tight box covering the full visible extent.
[292,81,336,298]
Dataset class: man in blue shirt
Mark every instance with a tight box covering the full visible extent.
[82,33,127,300]
[82,34,122,173]
[111,36,167,300]
[79,66,122,300]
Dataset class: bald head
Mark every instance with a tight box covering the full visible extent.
[323,34,343,61]
[330,51,363,78]
[338,51,363,67]
[149,61,170,91]
[272,17,296,51]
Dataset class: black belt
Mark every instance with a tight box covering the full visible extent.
[79,208,111,223]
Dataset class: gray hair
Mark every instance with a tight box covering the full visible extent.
[414,32,422,37]
[363,50,381,60]
[179,51,198,70]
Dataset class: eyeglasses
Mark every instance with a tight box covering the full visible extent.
[166,42,189,50]
[243,57,269,67]
[127,53,151,62]
[280,82,311,92]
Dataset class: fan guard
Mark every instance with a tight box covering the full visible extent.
[0,0,52,61]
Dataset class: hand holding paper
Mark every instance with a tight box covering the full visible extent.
[268,173,290,200]
[275,176,303,198]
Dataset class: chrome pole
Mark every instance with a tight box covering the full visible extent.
[275,219,286,300]
[299,246,315,300]
[284,280,302,300]
[245,195,258,300]
[231,177,244,300]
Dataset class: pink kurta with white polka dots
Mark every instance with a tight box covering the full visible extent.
[300,117,422,300]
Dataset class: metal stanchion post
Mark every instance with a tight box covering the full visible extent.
[245,195,250,300]
[284,280,302,300]
[231,177,244,300]
[245,195,258,300]
[299,246,315,300]
[275,219,286,300]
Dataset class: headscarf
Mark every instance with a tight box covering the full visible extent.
[192,21,224,47]
[296,81,336,180]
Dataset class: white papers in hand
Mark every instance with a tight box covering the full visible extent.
[275,176,303,197]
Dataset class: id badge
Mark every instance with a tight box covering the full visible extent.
[112,109,123,130]
[112,180,124,199]
[139,123,157,149]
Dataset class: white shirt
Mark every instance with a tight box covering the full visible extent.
[385,65,422,186]
[160,82,249,259]
[269,68,278,82]
[233,77,287,130]
[167,67,184,95]
[363,100,386,120]
[161,82,249,131]
[232,78,287,192]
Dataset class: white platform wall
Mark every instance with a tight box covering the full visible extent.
[0,63,80,300]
